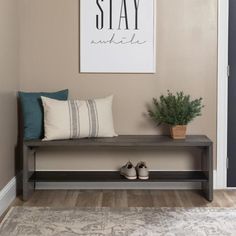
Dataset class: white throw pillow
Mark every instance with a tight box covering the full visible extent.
[41,95,117,141]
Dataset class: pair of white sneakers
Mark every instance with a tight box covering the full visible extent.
[120,161,149,180]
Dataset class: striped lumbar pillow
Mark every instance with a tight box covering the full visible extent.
[41,95,117,141]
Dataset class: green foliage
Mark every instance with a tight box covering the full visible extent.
[148,91,204,126]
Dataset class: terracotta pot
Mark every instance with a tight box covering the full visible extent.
[170,125,187,139]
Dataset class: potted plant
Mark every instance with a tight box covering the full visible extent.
[148,91,204,139]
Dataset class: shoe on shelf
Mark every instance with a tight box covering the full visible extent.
[136,161,149,180]
[120,161,137,180]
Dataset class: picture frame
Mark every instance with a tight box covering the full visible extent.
[80,0,156,73]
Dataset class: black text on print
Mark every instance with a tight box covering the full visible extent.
[96,0,141,30]
[92,0,146,45]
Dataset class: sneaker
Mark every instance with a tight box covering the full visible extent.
[120,161,137,180]
[136,162,149,180]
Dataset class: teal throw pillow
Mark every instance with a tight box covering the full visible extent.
[19,89,69,140]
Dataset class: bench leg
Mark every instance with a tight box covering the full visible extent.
[23,144,36,201]
[201,144,213,202]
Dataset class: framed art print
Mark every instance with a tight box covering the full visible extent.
[80,0,156,73]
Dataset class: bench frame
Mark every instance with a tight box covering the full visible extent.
[22,135,213,202]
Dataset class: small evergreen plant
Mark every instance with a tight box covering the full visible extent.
[148,91,204,126]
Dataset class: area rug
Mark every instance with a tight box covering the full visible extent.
[1,207,236,236]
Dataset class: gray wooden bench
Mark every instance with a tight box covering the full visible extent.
[22,135,213,201]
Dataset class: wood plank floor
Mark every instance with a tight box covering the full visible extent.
[12,190,236,207]
[1,190,236,222]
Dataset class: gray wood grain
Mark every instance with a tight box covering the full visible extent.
[24,135,212,148]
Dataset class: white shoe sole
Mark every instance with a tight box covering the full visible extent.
[120,173,137,180]
[138,176,149,180]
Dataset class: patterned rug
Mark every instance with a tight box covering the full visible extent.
[0,207,236,236]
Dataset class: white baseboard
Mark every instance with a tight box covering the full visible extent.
[0,177,16,217]
[213,170,218,189]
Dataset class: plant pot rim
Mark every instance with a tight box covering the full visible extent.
[170,125,187,127]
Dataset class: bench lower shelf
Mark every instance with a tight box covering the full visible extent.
[29,171,208,183]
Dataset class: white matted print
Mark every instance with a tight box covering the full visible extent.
[80,0,156,73]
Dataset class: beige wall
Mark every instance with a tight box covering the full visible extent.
[0,0,19,189]
[19,0,217,171]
